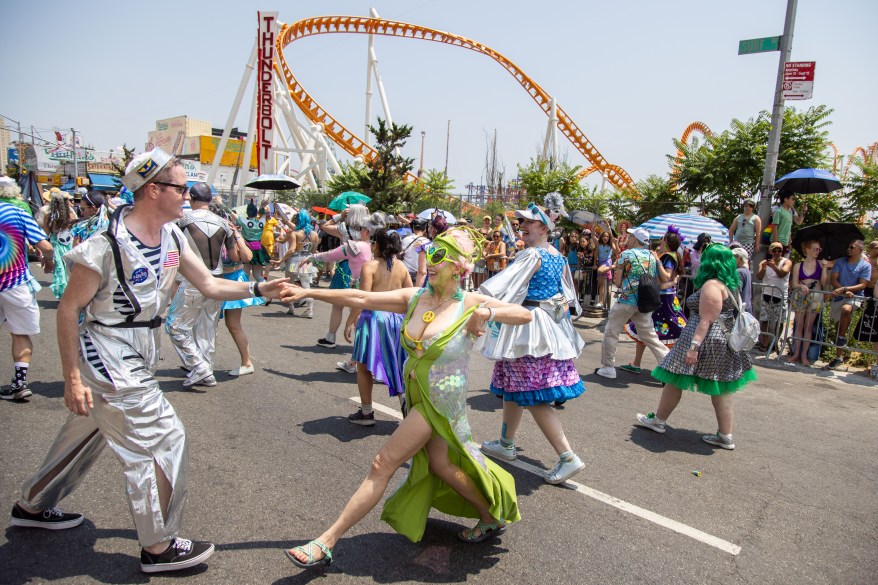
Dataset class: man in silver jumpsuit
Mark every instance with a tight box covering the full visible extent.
[9,148,286,574]
[166,182,239,388]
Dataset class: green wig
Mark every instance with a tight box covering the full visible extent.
[694,245,740,292]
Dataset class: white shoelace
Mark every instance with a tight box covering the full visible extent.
[42,507,65,519]
[174,538,193,553]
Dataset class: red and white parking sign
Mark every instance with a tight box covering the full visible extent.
[782,61,815,101]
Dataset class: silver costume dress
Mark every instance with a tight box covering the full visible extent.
[165,208,234,383]
[478,247,585,361]
[20,206,191,548]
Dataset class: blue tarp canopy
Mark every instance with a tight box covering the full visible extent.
[60,174,120,192]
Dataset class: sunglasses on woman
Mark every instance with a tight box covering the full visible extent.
[426,245,453,265]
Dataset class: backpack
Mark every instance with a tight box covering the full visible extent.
[721,292,760,351]
[636,253,662,314]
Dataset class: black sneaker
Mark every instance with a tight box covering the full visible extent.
[10,503,84,530]
[1,383,33,400]
[348,409,375,426]
[140,538,215,573]
[317,337,337,348]
[823,357,845,371]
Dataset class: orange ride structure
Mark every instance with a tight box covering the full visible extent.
[206,12,636,208]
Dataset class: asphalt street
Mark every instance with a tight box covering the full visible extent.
[1,273,876,584]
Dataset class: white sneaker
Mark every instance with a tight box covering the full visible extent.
[183,373,216,388]
[229,365,255,376]
[594,302,603,309]
[302,308,313,319]
[480,440,516,462]
[702,432,735,450]
[335,361,357,374]
[594,366,617,379]
[545,455,585,484]
[635,412,666,433]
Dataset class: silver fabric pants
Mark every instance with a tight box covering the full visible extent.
[166,279,221,382]
[20,383,189,548]
[601,302,669,368]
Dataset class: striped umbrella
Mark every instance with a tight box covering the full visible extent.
[635,213,729,246]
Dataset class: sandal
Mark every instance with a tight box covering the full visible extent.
[456,519,506,543]
[285,539,332,569]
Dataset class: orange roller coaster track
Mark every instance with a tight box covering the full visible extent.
[274,16,635,191]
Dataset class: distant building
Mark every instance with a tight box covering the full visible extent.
[0,123,10,175]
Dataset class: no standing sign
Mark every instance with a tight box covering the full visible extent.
[782,61,815,100]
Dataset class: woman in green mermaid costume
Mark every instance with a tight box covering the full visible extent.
[634,245,757,450]
[280,227,531,570]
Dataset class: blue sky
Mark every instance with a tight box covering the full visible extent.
[3,0,875,191]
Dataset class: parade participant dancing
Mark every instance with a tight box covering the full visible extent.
[305,205,382,349]
[478,203,587,485]
[10,149,287,573]
[635,245,757,450]
[210,200,264,376]
[43,191,77,298]
[235,199,268,282]
[71,190,110,244]
[281,227,528,570]
[345,228,413,425]
[275,209,319,318]
[165,182,240,388]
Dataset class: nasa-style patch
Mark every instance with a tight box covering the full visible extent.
[131,267,149,284]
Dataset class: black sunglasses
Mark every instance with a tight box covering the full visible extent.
[154,181,189,195]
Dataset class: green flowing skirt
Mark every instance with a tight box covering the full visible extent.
[380,364,520,542]
[652,366,757,396]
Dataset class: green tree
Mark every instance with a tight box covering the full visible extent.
[410,169,458,215]
[110,144,136,176]
[517,158,581,202]
[325,161,370,195]
[619,175,694,225]
[364,118,415,212]
[5,159,21,180]
[841,157,878,224]
[674,105,833,227]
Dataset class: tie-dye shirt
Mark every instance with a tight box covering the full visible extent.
[0,201,48,291]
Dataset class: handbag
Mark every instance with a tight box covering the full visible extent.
[721,292,761,351]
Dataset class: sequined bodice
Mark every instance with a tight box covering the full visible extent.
[525,248,566,300]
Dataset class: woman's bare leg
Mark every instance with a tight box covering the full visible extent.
[655,384,683,421]
[710,394,734,435]
[632,342,646,368]
[223,309,251,367]
[356,363,374,408]
[288,409,433,561]
[425,436,494,523]
[527,404,573,455]
[800,311,818,366]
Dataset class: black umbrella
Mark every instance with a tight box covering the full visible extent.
[244,173,300,190]
[792,222,864,260]
[775,168,842,194]
[17,172,44,215]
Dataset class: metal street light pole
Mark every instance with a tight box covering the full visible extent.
[418,130,425,178]
[757,0,798,227]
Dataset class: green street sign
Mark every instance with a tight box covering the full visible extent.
[738,36,781,55]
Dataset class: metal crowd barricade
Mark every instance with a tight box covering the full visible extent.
[779,288,878,366]
[575,265,613,311]
[751,282,788,358]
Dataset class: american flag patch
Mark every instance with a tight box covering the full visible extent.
[163,250,180,268]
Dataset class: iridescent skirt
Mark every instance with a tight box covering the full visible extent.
[351,309,406,397]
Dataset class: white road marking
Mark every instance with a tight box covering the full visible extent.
[350,397,742,556]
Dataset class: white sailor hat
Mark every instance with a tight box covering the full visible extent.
[121,148,173,191]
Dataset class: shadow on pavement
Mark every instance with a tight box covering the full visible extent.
[264,368,352,384]
[37,299,59,310]
[628,427,717,455]
[1,523,212,584]
[19,380,64,400]
[581,370,637,389]
[281,344,351,355]
[300,415,397,442]
[270,521,507,584]
[466,391,502,413]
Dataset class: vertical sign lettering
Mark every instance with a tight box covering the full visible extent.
[257,12,278,174]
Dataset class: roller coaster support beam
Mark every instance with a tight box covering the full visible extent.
[757,0,798,230]
[208,41,257,186]
[364,9,377,147]
[542,97,559,163]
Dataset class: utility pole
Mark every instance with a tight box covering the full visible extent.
[418,130,425,178]
[71,128,79,181]
[444,120,451,178]
[757,0,798,228]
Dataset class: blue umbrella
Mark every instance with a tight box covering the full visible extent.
[635,213,729,247]
[775,168,842,194]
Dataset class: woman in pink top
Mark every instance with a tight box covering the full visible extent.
[299,208,385,350]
